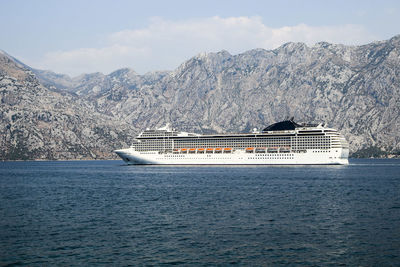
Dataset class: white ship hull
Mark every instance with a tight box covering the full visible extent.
[115,148,349,165]
[115,120,350,165]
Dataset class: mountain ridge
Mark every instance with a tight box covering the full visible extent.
[1,35,400,159]
[0,52,138,160]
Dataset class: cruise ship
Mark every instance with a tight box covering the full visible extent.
[115,119,349,165]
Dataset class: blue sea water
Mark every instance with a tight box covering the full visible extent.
[1,159,400,266]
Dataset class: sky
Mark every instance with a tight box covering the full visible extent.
[1,0,399,76]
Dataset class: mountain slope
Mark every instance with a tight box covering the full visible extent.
[2,35,400,159]
[44,35,398,153]
[0,52,137,160]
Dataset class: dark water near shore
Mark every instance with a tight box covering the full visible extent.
[1,159,400,266]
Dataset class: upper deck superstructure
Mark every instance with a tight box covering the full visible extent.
[115,120,349,165]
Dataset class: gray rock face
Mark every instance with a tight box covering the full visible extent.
[1,35,400,159]
[0,53,137,160]
[63,35,400,153]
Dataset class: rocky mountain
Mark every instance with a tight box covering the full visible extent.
[1,35,400,160]
[0,51,137,160]
[33,67,169,97]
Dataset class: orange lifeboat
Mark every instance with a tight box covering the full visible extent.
[246,147,254,153]
[206,148,214,153]
[223,147,232,153]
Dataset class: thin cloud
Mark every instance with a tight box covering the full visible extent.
[35,16,376,76]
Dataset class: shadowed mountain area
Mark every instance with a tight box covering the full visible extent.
[1,35,400,160]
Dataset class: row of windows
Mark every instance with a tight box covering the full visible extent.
[160,155,295,160]
[134,137,333,151]
[158,156,234,160]
[248,157,294,160]
[137,137,329,143]
[136,145,331,151]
